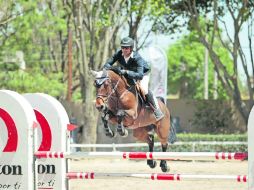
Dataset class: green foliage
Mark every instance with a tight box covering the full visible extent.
[165,143,247,152]
[168,133,247,152]
[0,0,68,69]
[133,143,247,153]
[142,133,247,152]
[0,1,69,97]
[176,133,247,142]
[166,32,233,99]
[0,70,65,97]
[72,89,82,102]
[0,62,19,71]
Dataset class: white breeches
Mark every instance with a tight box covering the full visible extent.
[140,75,149,95]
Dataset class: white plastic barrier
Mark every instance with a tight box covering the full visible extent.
[0,90,252,189]
[0,90,36,190]
[248,106,254,189]
[24,93,70,190]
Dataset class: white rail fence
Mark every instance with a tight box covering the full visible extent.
[70,141,247,152]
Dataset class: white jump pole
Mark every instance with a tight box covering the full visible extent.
[0,90,37,190]
[35,151,247,161]
[66,172,247,182]
[248,106,254,189]
[24,93,70,190]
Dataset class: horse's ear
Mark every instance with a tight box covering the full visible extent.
[90,70,98,78]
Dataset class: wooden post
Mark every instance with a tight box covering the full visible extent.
[67,29,73,101]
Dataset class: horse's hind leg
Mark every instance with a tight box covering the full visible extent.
[133,126,157,169]
[160,143,169,172]
[155,110,170,172]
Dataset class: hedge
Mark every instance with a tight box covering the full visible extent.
[175,133,247,142]
[143,133,247,152]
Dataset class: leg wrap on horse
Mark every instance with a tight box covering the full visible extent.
[160,143,169,172]
[116,110,128,137]
[101,116,115,138]
[147,133,157,169]
[145,90,164,121]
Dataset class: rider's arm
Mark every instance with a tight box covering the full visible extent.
[125,55,145,80]
[103,50,121,69]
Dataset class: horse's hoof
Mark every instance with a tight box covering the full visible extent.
[122,129,128,137]
[147,160,157,169]
[161,166,169,173]
[117,129,128,137]
[106,131,115,138]
[160,160,169,172]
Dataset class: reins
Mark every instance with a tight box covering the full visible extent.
[96,70,136,115]
[96,75,121,106]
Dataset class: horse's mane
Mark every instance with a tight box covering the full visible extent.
[106,67,131,87]
[107,67,122,76]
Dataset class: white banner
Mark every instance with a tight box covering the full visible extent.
[143,46,168,102]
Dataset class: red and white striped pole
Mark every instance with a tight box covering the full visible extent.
[35,151,247,161]
[66,172,247,183]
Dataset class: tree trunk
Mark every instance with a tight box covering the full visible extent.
[81,80,98,151]
[75,0,98,149]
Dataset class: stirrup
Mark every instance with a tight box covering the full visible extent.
[154,109,164,121]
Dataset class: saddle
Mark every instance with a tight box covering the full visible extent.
[122,76,148,107]
[135,81,147,103]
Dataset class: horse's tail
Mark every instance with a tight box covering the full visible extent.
[169,115,177,144]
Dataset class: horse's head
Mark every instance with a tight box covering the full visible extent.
[92,69,124,112]
[91,69,110,111]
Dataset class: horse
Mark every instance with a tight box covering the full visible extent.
[91,68,176,172]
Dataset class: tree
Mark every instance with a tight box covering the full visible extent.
[68,0,127,146]
[167,31,233,99]
[158,0,254,126]
[0,0,67,98]
[0,71,64,97]
[186,0,253,125]
[122,0,171,50]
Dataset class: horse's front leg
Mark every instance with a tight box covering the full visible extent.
[116,110,128,137]
[160,143,169,172]
[101,116,115,138]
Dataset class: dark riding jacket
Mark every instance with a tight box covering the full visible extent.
[103,50,150,80]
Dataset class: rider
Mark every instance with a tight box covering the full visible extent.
[103,36,164,121]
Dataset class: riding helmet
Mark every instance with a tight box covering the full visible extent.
[121,37,134,47]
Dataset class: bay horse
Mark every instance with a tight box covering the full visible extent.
[91,68,176,172]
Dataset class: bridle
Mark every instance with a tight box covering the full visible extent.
[95,76,121,106]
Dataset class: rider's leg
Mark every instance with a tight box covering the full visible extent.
[145,90,164,121]
[140,75,164,121]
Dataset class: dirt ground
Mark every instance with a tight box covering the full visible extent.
[68,158,247,190]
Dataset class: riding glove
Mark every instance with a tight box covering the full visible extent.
[120,70,128,75]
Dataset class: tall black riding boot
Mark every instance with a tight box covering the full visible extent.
[145,90,164,121]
